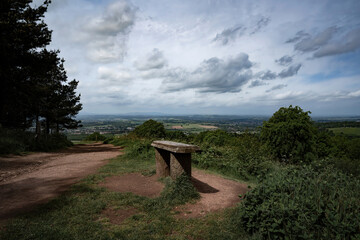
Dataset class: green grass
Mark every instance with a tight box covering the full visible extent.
[0,140,251,240]
[329,127,360,136]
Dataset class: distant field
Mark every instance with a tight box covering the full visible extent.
[329,127,360,136]
[165,123,218,132]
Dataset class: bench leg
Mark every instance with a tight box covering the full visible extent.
[170,153,191,179]
[155,148,170,177]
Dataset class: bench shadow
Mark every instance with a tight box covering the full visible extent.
[191,177,219,193]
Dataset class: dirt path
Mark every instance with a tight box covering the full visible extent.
[0,143,122,225]
[100,169,249,220]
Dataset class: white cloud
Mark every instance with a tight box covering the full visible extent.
[134,48,168,71]
[98,66,132,83]
[163,53,253,93]
[82,1,137,62]
[42,0,360,115]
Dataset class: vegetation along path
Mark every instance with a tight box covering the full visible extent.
[0,143,122,225]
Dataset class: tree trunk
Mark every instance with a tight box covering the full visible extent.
[46,118,50,135]
[36,115,41,136]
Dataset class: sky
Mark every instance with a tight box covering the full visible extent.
[34,0,360,116]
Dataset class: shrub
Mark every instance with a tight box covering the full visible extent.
[0,127,72,154]
[165,130,188,141]
[131,119,166,139]
[194,129,233,147]
[233,166,360,239]
[193,133,273,181]
[103,136,114,144]
[160,174,200,206]
[84,132,106,141]
[126,140,154,161]
[261,105,317,164]
[28,133,73,151]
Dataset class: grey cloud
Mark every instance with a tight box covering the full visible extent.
[275,55,293,66]
[164,53,253,93]
[285,30,310,43]
[84,1,137,62]
[314,28,360,58]
[135,48,168,71]
[87,1,136,36]
[98,66,132,83]
[294,26,337,52]
[250,16,270,35]
[278,64,302,78]
[255,70,277,80]
[213,24,246,45]
[266,84,287,92]
[249,80,267,88]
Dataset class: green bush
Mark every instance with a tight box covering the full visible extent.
[131,119,166,139]
[160,174,200,206]
[165,130,188,141]
[28,133,73,151]
[0,127,72,154]
[193,133,273,181]
[84,132,107,141]
[261,105,317,164]
[125,140,154,162]
[233,166,360,239]
[194,129,234,147]
[103,136,114,144]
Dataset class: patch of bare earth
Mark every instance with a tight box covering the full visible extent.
[175,169,248,218]
[99,173,164,198]
[0,143,122,225]
[101,207,138,225]
[99,169,248,221]
[171,126,184,129]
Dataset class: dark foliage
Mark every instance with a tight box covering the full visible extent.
[132,119,166,139]
[84,132,107,142]
[0,127,72,154]
[233,166,360,239]
[261,105,317,164]
[0,0,82,134]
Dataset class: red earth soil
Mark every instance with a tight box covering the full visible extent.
[100,169,249,221]
[0,143,122,225]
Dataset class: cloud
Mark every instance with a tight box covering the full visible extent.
[98,66,132,83]
[213,16,270,45]
[287,26,360,58]
[313,28,360,58]
[285,30,310,43]
[163,53,253,93]
[348,89,360,97]
[255,70,277,80]
[134,48,168,71]
[278,63,302,78]
[213,24,245,45]
[250,16,270,35]
[249,80,267,88]
[294,26,337,53]
[83,1,137,62]
[266,84,287,92]
[275,55,293,66]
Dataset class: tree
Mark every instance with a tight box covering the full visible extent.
[0,0,51,128]
[261,105,317,164]
[36,50,82,134]
[132,119,166,139]
[0,0,82,134]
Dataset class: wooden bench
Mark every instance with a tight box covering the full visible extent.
[151,140,201,179]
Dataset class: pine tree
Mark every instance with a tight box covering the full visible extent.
[0,0,52,128]
[0,0,82,135]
